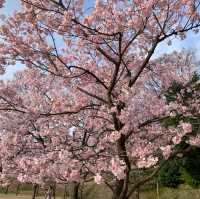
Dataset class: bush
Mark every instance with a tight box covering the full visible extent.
[180,148,200,187]
[158,160,184,188]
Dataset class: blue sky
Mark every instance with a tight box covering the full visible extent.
[0,0,200,80]
[0,0,24,80]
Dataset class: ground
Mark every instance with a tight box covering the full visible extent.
[1,184,200,199]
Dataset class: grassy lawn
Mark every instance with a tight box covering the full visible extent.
[82,184,200,199]
[0,194,44,199]
[1,184,200,199]
[0,192,63,199]
[140,186,200,199]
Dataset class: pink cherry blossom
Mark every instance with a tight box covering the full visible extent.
[0,1,199,198]
[180,122,192,134]
[160,145,172,159]
[94,173,103,184]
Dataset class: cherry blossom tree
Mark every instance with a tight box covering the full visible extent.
[0,0,5,8]
[0,1,200,199]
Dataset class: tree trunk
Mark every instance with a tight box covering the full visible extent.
[36,184,39,197]
[69,182,80,199]
[32,184,39,199]
[112,135,130,199]
[156,180,160,199]
[64,184,68,199]
[16,184,20,195]
[45,186,53,199]
[136,187,140,199]
[52,184,56,199]
[79,183,84,199]
[112,179,126,199]
[3,185,9,194]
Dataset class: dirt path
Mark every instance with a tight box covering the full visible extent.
[0,194,62,199]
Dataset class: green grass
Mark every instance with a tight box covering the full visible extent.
[1,184,200,199]
[82,184,200,199]
[140,185,200,199]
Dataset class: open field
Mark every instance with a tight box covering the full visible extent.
[0,192,62,199]
[0,194,45,199]
[1,184,200,199]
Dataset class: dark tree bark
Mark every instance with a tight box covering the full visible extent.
[16,184,20,196]
[112,135,130,199]
[69,182,80,199]
[79,182,84,199]
[112,179,126,199]
[64,184,68,199]
[136,187,140,199]
[32,184,39,199]
[52,184,56,199]
[3,185,9,194]
[36,184,39,197]
[45,186,53,199]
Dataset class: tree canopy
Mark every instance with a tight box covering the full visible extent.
[0,1,200,199]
